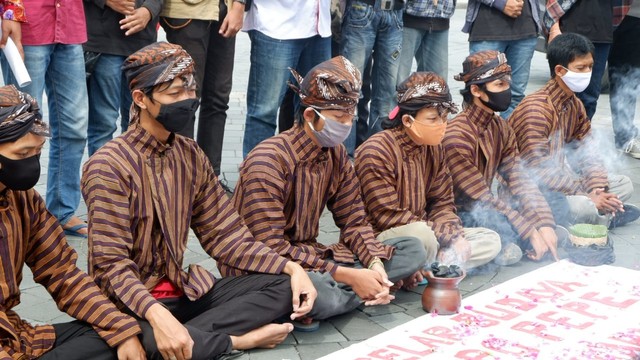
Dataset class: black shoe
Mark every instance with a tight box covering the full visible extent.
[609,203,640,229]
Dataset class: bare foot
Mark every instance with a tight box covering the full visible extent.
[401,271,423,290]
[230,323,293,350]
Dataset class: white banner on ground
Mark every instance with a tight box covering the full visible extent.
[320,260,640,359]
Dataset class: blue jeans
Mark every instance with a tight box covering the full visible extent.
[341,0,403,154]
[2,44,88,225]
[576,43,610,120]
[87,53,131,155]
[398,27,449,83]
[470,37,537,119]
[242,31,331,157]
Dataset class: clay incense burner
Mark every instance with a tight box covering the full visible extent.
[421,263,466,315]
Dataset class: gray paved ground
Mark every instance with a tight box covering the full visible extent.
[14,4,640,360]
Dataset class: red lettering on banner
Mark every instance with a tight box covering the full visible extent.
[516,282,563,302]
[495,296,537,311]
[408,335,454,348]
[454,349,494,359]
[511,321,563,341]
[581,292,639,309]
[544,280,588,292]
[452,313,499,327]
[369,348,419,360]
[470,305,519,321]
[536,311,594,329]
[387,345,432,358]
[559,301,608,319]
[422,326,461,341]
[481,337,539,357]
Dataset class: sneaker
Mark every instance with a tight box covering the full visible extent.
[493,242,523,266]
[609,203,640,229]
[621,138,640,159]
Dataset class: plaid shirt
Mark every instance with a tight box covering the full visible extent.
[405,0,456,19]
[543,0,633,30]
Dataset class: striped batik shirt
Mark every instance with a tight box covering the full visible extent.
[354,127,463,246]
[229,127,394,276]
[509,78,609,195]
[82,125,289,319]
[0,189,141,358]
[443,103,556,240]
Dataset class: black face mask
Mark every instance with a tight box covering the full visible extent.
[154,98,200,133]
[480,88,512,113]
[0,153,41,191]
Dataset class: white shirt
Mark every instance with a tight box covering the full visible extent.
[243,0,332,40]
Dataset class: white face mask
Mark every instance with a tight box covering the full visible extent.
[560,67,592,93]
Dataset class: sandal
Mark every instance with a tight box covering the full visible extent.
[63,223,88,238]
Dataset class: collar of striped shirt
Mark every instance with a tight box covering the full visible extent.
[546,77,576,110]
[464,103,498,131]
[126,124,176,157]
[392,127,424,157]
[287,127,331,163]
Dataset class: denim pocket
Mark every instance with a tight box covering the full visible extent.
[344,2,374,28]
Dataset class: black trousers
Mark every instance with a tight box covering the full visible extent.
[139,274,292,360]
[162,1,234,176]
[40,321,116,360]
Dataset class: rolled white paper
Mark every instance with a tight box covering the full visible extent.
[0,24,31,87]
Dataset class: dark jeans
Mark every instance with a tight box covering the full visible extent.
[162,1,234,175]
[40,321,116,360]
[608,15,640,148]
[577,42,611,120]
[138,274,291,360]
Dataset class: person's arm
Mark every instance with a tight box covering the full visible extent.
[81,165,162,320]
[0,0,25,57]
[328,149,394,268]
[542,0,577,32]
[498,126,556,230]
[443,127,535,240]
[120,0,161,35]
[424,149,465,246]
[26,190,142,348]
[509,98,585,195]
[191,150,296,276]
[354,139,423,233]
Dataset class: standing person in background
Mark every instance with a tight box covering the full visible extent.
[340,0,405,155]
[397,0,455,82]
[543,0,627,120]
[161,0,245,185]
[463,0,541,119]
[1,0,91,238]
[607,0,640,159]
[242,0,332,158]
[84,0,161,155]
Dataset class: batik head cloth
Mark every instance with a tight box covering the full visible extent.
[454,50,512,86]
[395,72,458,114]
[0,85,49,144]
[288,56,362,114]
[122,42,195,124]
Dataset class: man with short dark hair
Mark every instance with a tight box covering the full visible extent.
[82,42,317,360]
[510,33,639,229]
[0,84,145,360]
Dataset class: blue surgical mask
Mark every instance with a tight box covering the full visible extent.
[309,109,353,148]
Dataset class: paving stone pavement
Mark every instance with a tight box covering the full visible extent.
[11,4,640,360]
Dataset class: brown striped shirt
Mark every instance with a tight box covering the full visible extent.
[0,189,141,358]
[81,125,289,319]
[443,103,556,240]
[509,78,609,194]
[229,127,394,275]
[354,127,463,246]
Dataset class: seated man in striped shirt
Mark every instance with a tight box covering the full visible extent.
[0,85,144,359]
[82,42,317,360]
[231,56,427,323]
[355,72,501,273]
[510,33,639,229]
[443,50,561,264]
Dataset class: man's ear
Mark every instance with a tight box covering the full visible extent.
[554,65,567,78]
[401,114,412,127]
[303,107,317,123]
[132,89,147,109]
[469,84,483,98]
